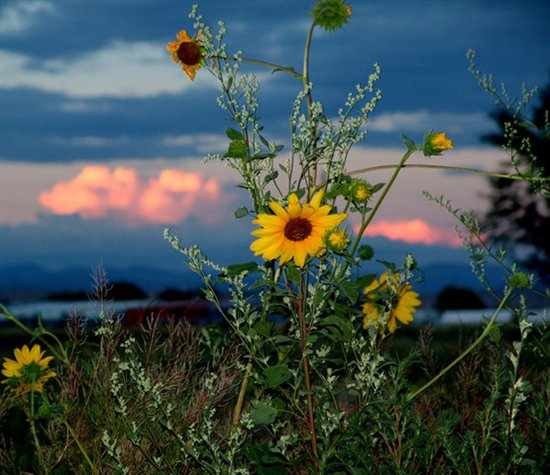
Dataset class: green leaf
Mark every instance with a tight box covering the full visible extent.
[401,134,418,152]
[234,207,249,219]
[358,244,374,261]
[250,401,278,426]
[249,152,276,161]
[320,315,353,341]
[225,262,259,276]
[225,128,243,141]
[225,140,248,158]
[263,365,291,388]
[356,274,376,288]
[340,281,360,304]
[274,144,284,153]
[370,182,385,193]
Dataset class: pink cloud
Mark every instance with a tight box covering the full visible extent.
[358,218,461,247]
[39,165,221,224]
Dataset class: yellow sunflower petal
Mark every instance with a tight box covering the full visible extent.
[362,302,381,329]
[287,195,302,218]
[387,315,398,333]
[38,356,54,369]
[29,344,42,362]
[177,30,193,42]
[269,201,289,219]
[309,190,324,209]
[293,242,308,268]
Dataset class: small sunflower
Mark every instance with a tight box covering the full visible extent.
[2,344,56,393]
[349,179,372,203]
[325,228,349,252]
[166,30,203,80]
[250,191,347,267]
[423,131,454,156]
[362,273,421,333]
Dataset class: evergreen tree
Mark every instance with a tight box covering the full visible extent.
[482,80,550,282]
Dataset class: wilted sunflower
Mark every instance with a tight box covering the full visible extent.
[166,30,203,80]
[250,191,347,267]
[2,344,56,393]
[362,273,421,333]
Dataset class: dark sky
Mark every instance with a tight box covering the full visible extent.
[0,0,548,278]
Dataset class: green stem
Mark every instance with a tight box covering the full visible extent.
[64,420,97,474]
[302,21,317,194]
[0,304,68,365]
[347,163,550,183]
[241,56,303,80]
[407,287,513,402]
[349,149,414,257]
[29,390,47,474]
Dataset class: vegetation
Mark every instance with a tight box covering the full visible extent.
[1,1,549,473]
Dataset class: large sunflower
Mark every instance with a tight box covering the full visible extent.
[166,30,203,80]
[250,191,347,267]
[362,273,421,333]
[2,344,56,393]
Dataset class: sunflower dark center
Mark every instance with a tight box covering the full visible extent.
[177,41,201,65]
[284,218,312,241]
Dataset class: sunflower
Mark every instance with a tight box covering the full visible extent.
[362,273,421,333]
[166,30,203,80]
[250,191,347,267]
[423,131,454,156]
[2,344,56,393]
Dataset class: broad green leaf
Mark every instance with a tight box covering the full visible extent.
[263,365,291,388]
[225,140,248,158]
[250,401,278,426]
[226,128,243,141]
[225,262,259,276]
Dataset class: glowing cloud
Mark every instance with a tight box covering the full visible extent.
[359,219,461,247]
[39,165,221,224]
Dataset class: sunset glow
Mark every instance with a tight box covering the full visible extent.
[39,165,220,224]
[360,219,462,247]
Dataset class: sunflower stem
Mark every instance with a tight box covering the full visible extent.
[347,163,550,183]
[407,287,513,402]
[302,21,318,196]
[349,149,414,259]
[0,304,69,365]
[297,272,319,470]
[29,390,47,474]
[64,419,98,474]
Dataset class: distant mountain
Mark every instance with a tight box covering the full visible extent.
[0,264,201,301]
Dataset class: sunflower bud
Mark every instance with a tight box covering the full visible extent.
[423,131,454,157]
[349,179,372,203]
[325,228,349,252]
[312,0,352,32]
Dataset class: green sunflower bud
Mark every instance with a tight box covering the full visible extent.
[349,179,372,203]
[312,0,352,32]
[325,228,349,252]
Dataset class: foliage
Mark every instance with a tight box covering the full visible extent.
[1,2,549,473]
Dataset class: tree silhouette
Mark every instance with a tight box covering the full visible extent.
[482,80,550,282]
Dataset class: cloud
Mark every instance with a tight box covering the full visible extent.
[0,1,54,34]
[367,110,490,135]
[360,219,461,247]
[0,41,217,98]
[38,165,221,224]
